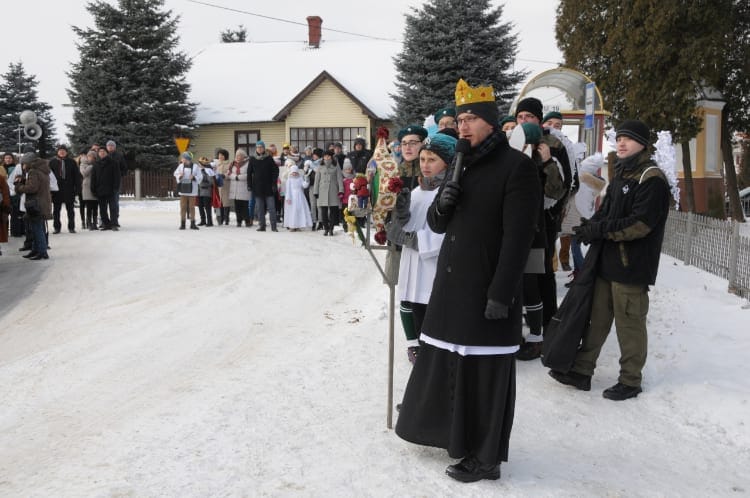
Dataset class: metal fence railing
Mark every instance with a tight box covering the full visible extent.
[662,211,750,300]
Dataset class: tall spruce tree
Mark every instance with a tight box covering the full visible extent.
[67,0,195,168]
[0,62,57,157]
[392,0,525,127]
[556,0,732,214]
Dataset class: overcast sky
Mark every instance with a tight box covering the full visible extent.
[2,0,562,141]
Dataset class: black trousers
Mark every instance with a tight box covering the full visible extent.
[52,197,76,231]
[197,196,213,225]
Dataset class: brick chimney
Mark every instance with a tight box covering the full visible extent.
[306,16,322,48]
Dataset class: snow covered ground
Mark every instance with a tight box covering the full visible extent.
[1,200,748,497]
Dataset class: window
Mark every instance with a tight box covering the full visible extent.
[235,130,260,156]
[289,127,366,153]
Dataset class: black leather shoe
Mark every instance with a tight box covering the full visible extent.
[29,254,49,260]
[53,230,61,234]
[23,251,39,259]
[516,340,543,361]
[602,382,642,401]
[257,226,266,232]
[548,369,591,391]
[446,456,500,483]
[19,246,32,252]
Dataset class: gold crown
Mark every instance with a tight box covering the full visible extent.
[455,78,495,106]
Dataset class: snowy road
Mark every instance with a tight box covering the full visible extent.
[0,201,748,497]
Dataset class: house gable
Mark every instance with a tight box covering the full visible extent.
[274,71,376,122]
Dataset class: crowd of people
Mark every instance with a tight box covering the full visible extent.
[1,80,672,486]
[381,79,670,484]
[0,140,127,260]
[174,139,380,235]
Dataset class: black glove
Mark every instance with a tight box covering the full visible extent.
[394,188,411,225]
[314,193,319,199]
[484,299,509,320]
[573,217,604,245]
[437,180,461,215]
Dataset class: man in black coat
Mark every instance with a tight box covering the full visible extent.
[347,137,371,176]
[247,140,279,232]
[91,148,121,231]
[48,144,82,233]
[106,140,128,228]
[395,79,541,483]
[549,119,671,401]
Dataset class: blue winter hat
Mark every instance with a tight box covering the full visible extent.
[422,133,457,165]
[256,140,266,148]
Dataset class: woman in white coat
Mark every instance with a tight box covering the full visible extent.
[173,152,203,230]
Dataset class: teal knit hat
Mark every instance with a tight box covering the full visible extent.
[422,133,457,165]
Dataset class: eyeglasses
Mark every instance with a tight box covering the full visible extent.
[457,115,479,126]
[401,140,422,147]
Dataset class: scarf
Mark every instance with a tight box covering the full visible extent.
[445,128,506,181]
[421,170,447,191]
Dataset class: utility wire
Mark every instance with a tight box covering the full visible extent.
[185,0,399,42]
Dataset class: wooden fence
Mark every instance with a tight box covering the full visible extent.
[120,169,177,199]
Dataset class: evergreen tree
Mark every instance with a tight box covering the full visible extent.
[0,62,57,157]
[392,0,526,127]
[556,0,732,213]
[220,25,247,43]
[67,0,195,169]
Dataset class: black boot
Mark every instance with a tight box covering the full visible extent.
[179,221,186,230]
[446,456,500,483]
[190,220,199,230]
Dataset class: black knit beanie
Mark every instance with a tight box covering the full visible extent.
[616,120,650,147]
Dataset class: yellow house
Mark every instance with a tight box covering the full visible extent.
[187,17,398,158]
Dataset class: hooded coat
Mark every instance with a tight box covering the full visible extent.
[421,132,541,347]
[312,159,344,207]
[16,158,52,220]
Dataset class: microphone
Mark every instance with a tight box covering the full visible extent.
[451,138,471,183]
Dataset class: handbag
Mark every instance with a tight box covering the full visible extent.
[178,181,193,194]
[25,195,41,217]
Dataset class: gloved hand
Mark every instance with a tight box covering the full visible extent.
[385,220,417,250]
[484,299,509,320]
[437,180,461,215]
[573,217,604,245]
[314,193,319,199]
[394,188,411,225]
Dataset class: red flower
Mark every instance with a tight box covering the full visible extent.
[374,230,388,245]
[388,177,404,194]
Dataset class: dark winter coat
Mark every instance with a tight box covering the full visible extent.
[16,159,52,220]
[48,157,81,202]
[248,153,279,197]
[109,150,129,178]
[422,130,542,347]
[348,149,371,175]
[91,156,121,198]
[592,149,671,286]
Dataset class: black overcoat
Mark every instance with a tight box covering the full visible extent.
[422,133,541,347]
[247,154,279,197]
